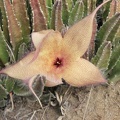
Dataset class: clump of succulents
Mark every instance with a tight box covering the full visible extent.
[0,0,120,108]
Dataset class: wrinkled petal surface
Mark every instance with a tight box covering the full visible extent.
[30,30,54,63]
[64,0,110,57]
[1,52,42,80]
[63,58,106,86]
[1,31,65,84]
[31,30,54,48]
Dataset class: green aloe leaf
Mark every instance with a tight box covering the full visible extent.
[82,0,96,16]
[97,42,112,72]
[102,0,110,22]
[81,0,97,17]
[51,0,63,31]
[108,58,120,82]
[110,58,120,75]
[4,0,23,57]
[26,0,32,31]
[68,0,84,26]
[4,0,23,44]
[5,77,15,93]
[66,0,73,11]
[92,41,109,65]
[0,0,10,41]
[109,74,120,83]
[112,24,120,46]
[62,0,69,25]
[88,0,97,13]
[108,45,120,71]
[39,0,48,22]
[30,0,47,31]
[107,0,120,19]
[77,1,84,21]
[83,0,88,16]
[0,29,9,64]
[96,13,120,49]
[112,37,120,47]
[0,84,8,99]
[12,0,30,44]
[46,0,52,28]
[115,27,120,38]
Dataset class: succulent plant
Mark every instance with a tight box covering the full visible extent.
[0,0,119,108]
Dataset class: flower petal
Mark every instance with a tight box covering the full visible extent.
[30,30,63,64]
[45,80,62,87]
[0,52,42,80]
[0,31,64,84]
[31,30,54,48]
[63,58,106,87]
[64,0,110,57]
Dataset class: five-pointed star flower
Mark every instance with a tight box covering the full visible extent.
[0,0,110,105]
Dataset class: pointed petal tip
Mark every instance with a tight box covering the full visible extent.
[88,78,107,87]
[93,0,111,14]
[45,74,63,85]
[95,77,107,85]
[101,78,107,83]
[63,59,107,87]
[64,0,111,57]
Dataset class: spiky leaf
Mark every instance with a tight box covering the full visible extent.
[97,42,112,72]
[0,0,9,41]
[88,0,97,13]
[62,0,69,25]
[39,0,48,21]
[112,37,120,47]
[102,0,110,21]
[108,45,120,71]
[46,0,52,28]
[108,58,120,82]
[96,13,120,49]
[108,0,120,19]
[92,42,109,65]
[66,0,73,11]
[109,74,120,83]
[0,29,9,64]
[109,58,120,76]
[30,0,47,31]
[51,0,63,31]
[68,1,84,26]
[4,0,23,58]
[83,0,88,16]
[12,0,30,43]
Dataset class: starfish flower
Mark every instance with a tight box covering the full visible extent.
[0,0,110,104]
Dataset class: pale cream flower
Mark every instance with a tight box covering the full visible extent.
[0,0,110,105]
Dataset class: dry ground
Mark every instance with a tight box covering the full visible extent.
[0,81,120,120]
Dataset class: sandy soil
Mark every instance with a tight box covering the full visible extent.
[0,81,120,120]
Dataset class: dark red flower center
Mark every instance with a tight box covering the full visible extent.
[54,57,63,68]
